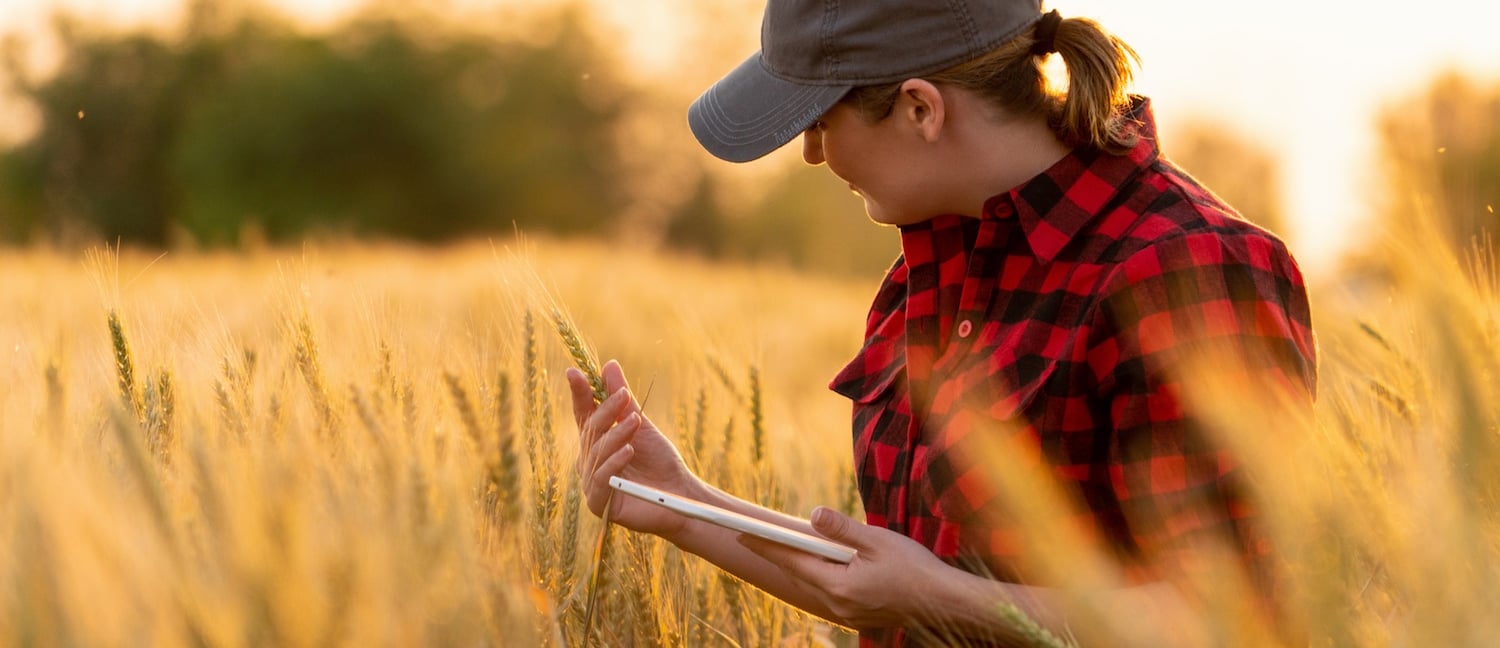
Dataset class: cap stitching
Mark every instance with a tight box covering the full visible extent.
[694,71,846,147]
[947,0,980,56]
[822,0,841,81]
[710,71,823,131]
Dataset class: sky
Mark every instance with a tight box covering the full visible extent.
[3,0,1500,276]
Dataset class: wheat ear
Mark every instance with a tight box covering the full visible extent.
[551,309,607,403]
[996,602,1073,648]
[44,360,64,439]
[443,371,485,452]
[748,365,765,466]
[491,371,521,523]
[292,315,337,436]
[144,369,175,465]
[108,310,142,419]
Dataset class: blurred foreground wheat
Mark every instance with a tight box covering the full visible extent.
[1,223,1497,646]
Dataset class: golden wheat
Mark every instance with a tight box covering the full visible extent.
[1,231,1495,647]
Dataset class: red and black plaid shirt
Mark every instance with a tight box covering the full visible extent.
[830,98,1316,644]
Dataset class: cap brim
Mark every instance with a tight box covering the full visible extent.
[688,53,851,163]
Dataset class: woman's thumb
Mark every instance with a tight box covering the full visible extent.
[811,506,864,545]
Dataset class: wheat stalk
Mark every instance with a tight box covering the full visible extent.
[558,477,582,572]
[718,417,737,487]
[44,360,64,440]
[748,365,765,467]
[995,602,1073,648]
[707,354,742,404]
[548,306,609,645]
[840,464,861,518]
[581,489,616,646]
[551,308,608,404]
[107,310,142,419]
[144,369,175,465]
[490,371,521,523]
[267,392,284,439]
[292,315,338,437]
[521,309,561,582]
[375,340,397,416]
[444,371,485,452]
[107,404,172,542]
[623,533,664,644]
[397,380,415,439]
[349,384,382,438]
[214,375,240,438]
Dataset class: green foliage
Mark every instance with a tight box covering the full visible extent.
[663,173,729,258]
[662,163,900,277]
[0,3,628,245]
[740,164,900,276]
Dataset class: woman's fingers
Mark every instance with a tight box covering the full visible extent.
[586,442,635,515]
[572,362,640,449]
[584,411,640,475]
[578,408,639,483]
[582,413,640,514]
[576,387,632,465]
[565,367,596,429]
[601,360,632,402]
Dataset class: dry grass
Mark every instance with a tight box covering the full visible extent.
[0,222,1497,646]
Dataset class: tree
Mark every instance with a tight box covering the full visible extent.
[663,172,729,257]
[0,2,631,246]
[736,163,898,276]
[1377,71,1500,253]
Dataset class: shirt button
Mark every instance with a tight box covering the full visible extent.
[957,320,973,339]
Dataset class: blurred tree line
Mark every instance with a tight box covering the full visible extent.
[1,0,1493,276]
[0,0,629,246]
[0,0,897,275]
[1378,71,1500,254]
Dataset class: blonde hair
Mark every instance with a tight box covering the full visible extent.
[843,15,1141,154]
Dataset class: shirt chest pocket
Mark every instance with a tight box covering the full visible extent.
[914,341,1072,527]
[930,311,1076,424]
[933,278,1104,431]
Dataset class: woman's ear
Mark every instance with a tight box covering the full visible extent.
[897,78,946,143]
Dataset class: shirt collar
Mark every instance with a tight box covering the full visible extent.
[983,96,1160,263]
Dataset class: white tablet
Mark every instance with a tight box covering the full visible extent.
[608,476,857,564]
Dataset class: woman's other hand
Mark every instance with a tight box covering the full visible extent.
[736,506,968,632]
[568,360,701,540]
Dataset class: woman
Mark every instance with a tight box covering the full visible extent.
[568,1,1317,645]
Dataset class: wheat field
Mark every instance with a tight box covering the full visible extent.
[1,218,1497,646]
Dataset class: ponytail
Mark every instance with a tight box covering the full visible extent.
[1047,16,1141,153]
[842,12,1142,154]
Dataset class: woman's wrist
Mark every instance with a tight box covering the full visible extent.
[915,564,1060,642]
[654,480,799,549]
[653,477,715,546]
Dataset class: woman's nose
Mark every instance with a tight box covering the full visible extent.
[801,127,825,165]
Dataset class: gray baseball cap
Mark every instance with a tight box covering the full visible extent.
[689,0,1044,163]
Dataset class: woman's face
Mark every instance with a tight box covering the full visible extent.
[801,102,938,227]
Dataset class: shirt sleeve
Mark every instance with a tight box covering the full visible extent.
[1086,227,1317,593]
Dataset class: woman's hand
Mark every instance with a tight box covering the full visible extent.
[736,507,973,632]
[568,360,701,540]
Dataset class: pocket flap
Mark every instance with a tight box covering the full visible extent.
[830,308,906,404]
